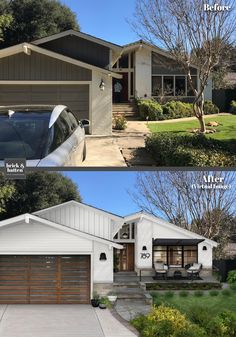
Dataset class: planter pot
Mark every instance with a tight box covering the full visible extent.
[99,303,106,309]
[107,295,117,303]
[91,299,99,307]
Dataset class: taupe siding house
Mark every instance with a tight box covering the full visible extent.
[0,30,212,135]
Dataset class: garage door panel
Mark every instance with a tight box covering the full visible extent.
[0,84,89,120]
[0,255,90,304]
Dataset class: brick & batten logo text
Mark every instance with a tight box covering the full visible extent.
[204,3,232,11]
[191,175,231,190]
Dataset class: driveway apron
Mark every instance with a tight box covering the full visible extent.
[0,305,104,337]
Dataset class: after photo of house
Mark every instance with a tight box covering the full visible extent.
[0,171,236,337]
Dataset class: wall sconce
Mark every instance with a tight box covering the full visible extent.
[99,79,105,91]
[122,232,128,239]
[202,246,207,251]
[99,253,107,261]
[142,246,147,251]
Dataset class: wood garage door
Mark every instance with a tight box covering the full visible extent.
[0,255,90,304]
[0,84,89,120]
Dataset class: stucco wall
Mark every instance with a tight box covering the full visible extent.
[93,241,113,283]
[135,48,152,98]
[198,241,213,268]
[91,70,112,135]
[136,218,153,269]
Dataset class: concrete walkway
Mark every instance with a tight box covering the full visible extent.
[81,137,127,167]
[0,305,136,337]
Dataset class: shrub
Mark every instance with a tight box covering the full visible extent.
[207,311,236,337]
[132,305,207,337]
[147,282,222,291]
[204,100,220,115]
[137,99,164,121]
[194,290,204,297]
[230,283,236,291]
[209,290,219,296]
[179,290,189,297]
[113,115,127,130]
[145,133,236,167]
[221,289,231,296]
[230,100,236,114]
[162,100,193,118]
[227,270,236,284]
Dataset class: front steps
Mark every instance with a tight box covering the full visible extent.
[112,103,138,118]
[113,272,152,305]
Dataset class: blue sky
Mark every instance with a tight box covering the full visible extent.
[63,171,140,216]
[61,0,138,45]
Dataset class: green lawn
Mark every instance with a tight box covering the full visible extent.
[148,115,236,140]
[152,291,236,316]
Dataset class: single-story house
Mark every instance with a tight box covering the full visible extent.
[0,30,212,135]
[0,200,217,304]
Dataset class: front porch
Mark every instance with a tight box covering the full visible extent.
[114,269,219,284]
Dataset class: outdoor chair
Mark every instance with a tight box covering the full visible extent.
[154,262,168,280]
[186,263,202,280]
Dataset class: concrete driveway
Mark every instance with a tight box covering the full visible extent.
[0,305,137,337]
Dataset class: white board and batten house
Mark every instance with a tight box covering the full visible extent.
[0,201,217,304]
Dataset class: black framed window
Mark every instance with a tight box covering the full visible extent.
[163,76,174,96]
[184,246,197,265]
[175,76,186,96]
[153,246,167,264]
[153,245,198,267]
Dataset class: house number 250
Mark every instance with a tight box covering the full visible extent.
[140,253,150,259]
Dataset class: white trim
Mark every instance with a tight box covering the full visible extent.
[88,83,93,134]
[32,30,122,52]
[0,43,122,79]
[0,81,92,85]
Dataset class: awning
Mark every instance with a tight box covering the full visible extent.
[153,238,204,246]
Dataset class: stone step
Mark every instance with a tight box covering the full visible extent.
[117,293,145,300]
[113,282,140,288]
[115,272,137,276]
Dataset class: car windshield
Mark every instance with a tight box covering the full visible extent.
[0,111,51,160]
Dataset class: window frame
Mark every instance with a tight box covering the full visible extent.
[151,75,198,97]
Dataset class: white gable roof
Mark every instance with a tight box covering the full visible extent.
[124,211,217,247]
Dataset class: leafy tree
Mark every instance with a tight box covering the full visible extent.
[0,0,79,48]
[0,13,12,41]
[0,172,82,220]
[0,179,15,214]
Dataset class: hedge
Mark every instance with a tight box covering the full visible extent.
[146,282,222,291]
[136,99,219,121]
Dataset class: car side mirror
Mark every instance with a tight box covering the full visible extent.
[80,119,90,127]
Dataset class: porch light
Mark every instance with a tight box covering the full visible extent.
[202,246,207,251]
[99,79,105,91]
[99,253,107,261]
[142,246,147,251]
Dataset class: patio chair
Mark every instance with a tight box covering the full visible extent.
[186,263,202,280]
[154,262,168,280]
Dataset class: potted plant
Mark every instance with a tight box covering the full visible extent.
[91,291,100,307]
[107,291,117,303]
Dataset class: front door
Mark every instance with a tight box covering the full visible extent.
[115,243,134,271]
[112,72,129,103]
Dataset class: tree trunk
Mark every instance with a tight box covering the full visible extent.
[193,92,206,133]
[198,114,206,133]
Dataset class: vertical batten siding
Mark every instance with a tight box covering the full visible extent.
[37,203,113,240]
[0,221,93,253]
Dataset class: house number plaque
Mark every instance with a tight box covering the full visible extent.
[140,253,150,259]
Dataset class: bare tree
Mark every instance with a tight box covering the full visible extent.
[131,171,236,255]
[132,0,236,132]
